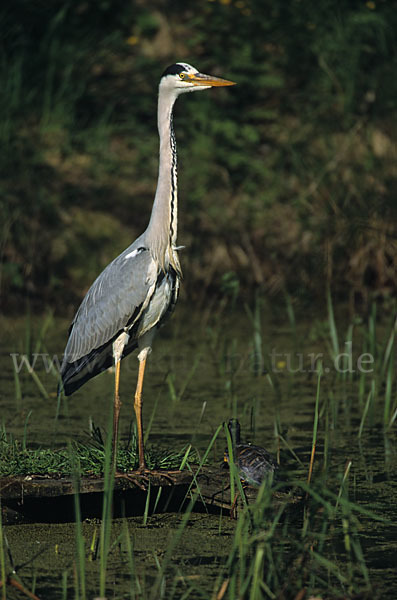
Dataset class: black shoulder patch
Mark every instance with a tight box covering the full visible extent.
[161,63,185,78]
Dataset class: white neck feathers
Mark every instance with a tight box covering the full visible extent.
[144,87,179,273]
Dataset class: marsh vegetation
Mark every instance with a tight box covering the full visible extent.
[1,296,396,598]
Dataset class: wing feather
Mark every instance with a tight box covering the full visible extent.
[62,247,156,365]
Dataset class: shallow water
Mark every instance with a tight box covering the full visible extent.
[1,305,396,598]
[5,513,237,599]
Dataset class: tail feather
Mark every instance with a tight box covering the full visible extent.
[60,338,137,396]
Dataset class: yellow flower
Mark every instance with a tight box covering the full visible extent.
[366,1,376,8]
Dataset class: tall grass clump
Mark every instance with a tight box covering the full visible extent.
[316,294,397,437]
[213,476,383,600]
[0,420,199,477]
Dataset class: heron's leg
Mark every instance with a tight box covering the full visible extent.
[112,331,129,470]
[112,359,122,469]
[134,348,149,471]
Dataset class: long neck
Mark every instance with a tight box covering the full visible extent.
[145,88,178,271]
[229,420,241,446]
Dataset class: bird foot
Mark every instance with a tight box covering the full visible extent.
[115,468,182,490]
[137,468,182,485]
[115,471,148,491]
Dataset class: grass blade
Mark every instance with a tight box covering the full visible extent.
[307,362,322,484]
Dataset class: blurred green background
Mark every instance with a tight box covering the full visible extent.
[0,0,396,315]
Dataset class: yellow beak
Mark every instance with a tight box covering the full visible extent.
[187,72,236,87]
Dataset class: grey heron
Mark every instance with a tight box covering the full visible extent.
[60,62,235,471]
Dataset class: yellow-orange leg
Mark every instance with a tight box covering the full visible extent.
[134,355,147,470]
[112,359,122,471]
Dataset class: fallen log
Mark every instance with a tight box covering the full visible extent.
[0,464,293,523]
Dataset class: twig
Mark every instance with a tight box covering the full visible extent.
[0,576,41,600]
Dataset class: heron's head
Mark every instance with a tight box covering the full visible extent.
[159,62,235,98]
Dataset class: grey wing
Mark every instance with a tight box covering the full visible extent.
[63,247,157,364]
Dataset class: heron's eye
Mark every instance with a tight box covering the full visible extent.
[179,73,185,80]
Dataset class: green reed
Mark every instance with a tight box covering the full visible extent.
[166,353,202,408]
[245,291,264,377]
[327,286,340,360]
[307,362,322,485]
[98,407,115,598]
[0,500,5,600]
[182,423,223,511]
[61,570,68,600]
[223,421,249,515]
[122,519,138,600]
[72,455,86,600]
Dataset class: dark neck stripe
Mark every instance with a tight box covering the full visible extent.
[169,114,177,245]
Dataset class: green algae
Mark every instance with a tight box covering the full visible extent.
[4,514,237,599]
